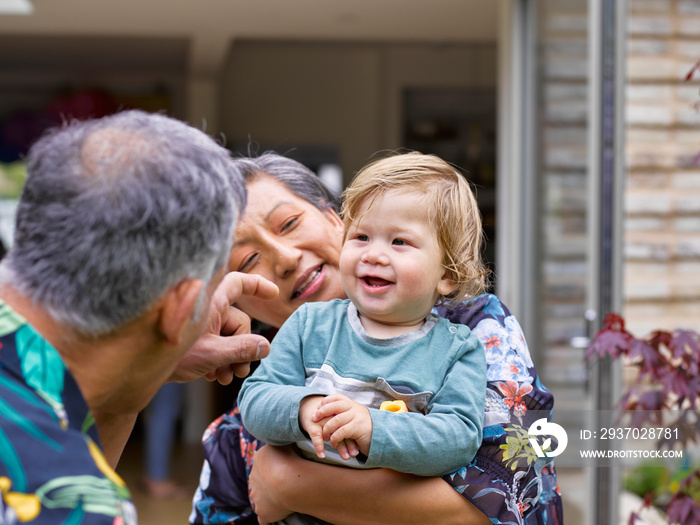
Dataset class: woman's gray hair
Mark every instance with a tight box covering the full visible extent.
[1,110,245,336]
[232,151,339,213]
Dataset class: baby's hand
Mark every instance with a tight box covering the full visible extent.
[334,439,360,461]
[313,394,373,456]
[298,395,328,459]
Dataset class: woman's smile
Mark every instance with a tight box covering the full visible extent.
[292,264,327,300]
[230,175,346,328]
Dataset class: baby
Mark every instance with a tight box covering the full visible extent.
[239,151,488,477]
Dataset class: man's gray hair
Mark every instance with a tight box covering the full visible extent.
[232,152,339,213]
[1,110,244,336]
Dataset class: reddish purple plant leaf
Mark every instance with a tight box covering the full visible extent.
[586,329,631,360]
[680,372,700,408]
[677,469,700,492]
[686,59,700,81]
[620,389,664,411]
[684,349,700,376]
[670,329,700,360]
[628,338,665,377]
[622,394,665,428]
[684,58,700,167]
[667,494,700,525]
[618,389,636,416]
[687,374,700,404]
[587,312,634,360]
[635,390,665,411]
[666,470,700,524]
[627,494,654,525]
[648,330,673,350]
[603,312,627,330]
[661,368,692,403]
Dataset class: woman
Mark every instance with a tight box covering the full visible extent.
[191,153,563,525]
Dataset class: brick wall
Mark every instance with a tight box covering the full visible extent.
[624,0,700,335]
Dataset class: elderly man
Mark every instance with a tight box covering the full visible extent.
[0,110,276,524]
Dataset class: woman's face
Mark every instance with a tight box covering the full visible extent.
[229,175,346,328]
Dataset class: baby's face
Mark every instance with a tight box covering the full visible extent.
[339,189,456,329]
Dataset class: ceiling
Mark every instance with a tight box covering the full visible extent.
[0,0,500,76]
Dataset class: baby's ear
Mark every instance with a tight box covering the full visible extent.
[437,272,458,297]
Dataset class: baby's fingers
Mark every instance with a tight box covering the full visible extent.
[335,439,350,460]
[312,397,350,422]
[321,411,353,442]
[334,439,359,460]
[307,426,326,459]
[344,439,360,458]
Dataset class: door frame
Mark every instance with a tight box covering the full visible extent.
[496,0,541,362]
[497,1,627,523]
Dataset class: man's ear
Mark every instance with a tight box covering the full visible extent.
[158,278,205,346]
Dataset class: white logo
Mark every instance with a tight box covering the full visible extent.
[528,418,568,458]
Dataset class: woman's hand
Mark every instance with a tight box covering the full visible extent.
[248,442,490,525]
[248,445,297,524]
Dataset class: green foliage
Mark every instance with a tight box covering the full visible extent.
[624,462,700,504]
[624,462,667,500]
[0,162,27,199]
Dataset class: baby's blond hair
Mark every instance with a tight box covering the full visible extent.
[341,152,489,307]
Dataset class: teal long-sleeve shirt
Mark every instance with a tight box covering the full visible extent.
[238,299,486,477]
